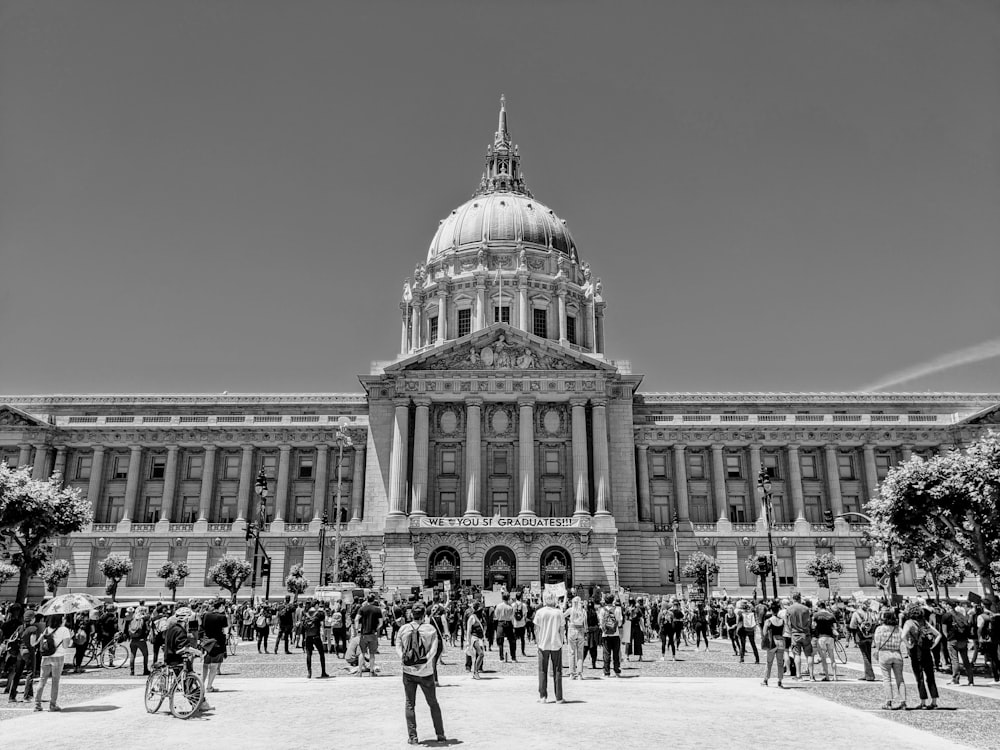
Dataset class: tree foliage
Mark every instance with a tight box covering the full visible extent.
[869,432,1000,597]
[40,559,72,595]
[745,552,772,597]
[157,561,190,602]
[208,556,253,602]
[805,553,844,590]
[0,561,19,586]
[681,551,719,587]
[0,463,92,604]
[99,553,133,601]
[334,539,374,588]
[285,563,309,600]
[865,550,901,582]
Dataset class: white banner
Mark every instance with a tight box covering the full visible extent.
[410,516,590,531]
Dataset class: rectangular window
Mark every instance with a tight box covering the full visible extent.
[769,494,786,523]
[651,494,671,525]
[149,456,166,480]
[429,316,439,342]
[800,454,817,479]
[223,455,241,480]
[837,454,855,479]
[763,453,781,479]
[298,454,314,479]
[204,548,223,587]
[292,495,311,523]
[128,548,149,587]
[875,454,892,481]
[491,491,508,516]
[737,547,755,587]
[260,455,277,479]
[650,453,667,478]
[842,495,859,517]
[180,496,199,523]
[728,496,747,523]
[441,450,456,475]
[106,496,125,523]
[142,496,162,524]
[725,454,742,478]
[804,495,822,523]
[532,308,548,339]
[493,449,509,475]
[493,306,510,324]
[76,455,93,480]
[439,492,457,517]
[112,455,130,480]
[690,494,711,523]
[777,547,795,586]
[544,491,561,517]
[566,316,577,345]
[544,449,560,475]
[284,547,304,579]
[87,548,103,587]
[187,455,204,480]
[688,453,705,479]
[856,548,875,586]
[457,308,472,337]
[214,495,235,523]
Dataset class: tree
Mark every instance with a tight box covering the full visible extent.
[157,561,190,602]
[869,433,1000,597]
[40,559,72,596]
[285,563,309,601]
[681,551,719,596]
[335,539,374,588]
[805,553,844,595]
[865,550,902,587]
[99,553,133,602]
[208,556,253,602]
[0,464,92,604]
[745,553,771,598]
[0,561,19,587]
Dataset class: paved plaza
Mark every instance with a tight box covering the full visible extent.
[3,638,997,749]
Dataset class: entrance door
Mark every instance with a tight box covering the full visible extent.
[540,546,572,588]
[483,546,516,590]
[428,546,461,590]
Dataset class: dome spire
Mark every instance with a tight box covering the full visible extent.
[475,95,531,197]
[496,94,510,148]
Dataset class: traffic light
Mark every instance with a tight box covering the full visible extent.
[244,521,253,541]
[672,512,679,528]
[260,559,271,578]
[823,509,835,529]
[668,570,675,583]
[321,511,329,526]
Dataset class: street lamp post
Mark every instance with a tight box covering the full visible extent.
[611,547,620,593]
[756,468,780,600]
[672,513,682,598]
[331,419,352,585]
[377,547,386,591]
[248,468,273,603]
[836,511,898,601]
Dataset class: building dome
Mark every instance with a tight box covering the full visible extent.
[427,192,577,262]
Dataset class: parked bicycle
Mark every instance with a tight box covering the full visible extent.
[144,647,205,719]
[83,633,130,670]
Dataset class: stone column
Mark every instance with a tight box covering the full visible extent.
[312,444,329,522]
[274,445,291,521]
[711,444,727,521]
[437,292,447,344]
[388,400,410,516]
[411,296,422,351]
[595,305,605,354]
[557,290,568,344]
[748,444,762,522]
[592,398,611,516]
[900,444,913,462]
[786,445,805,520]
[474,280,486,331]
[86,446,106,520]
[571,398,590,516]
[17,444,31,468]
[53,447,68,486]
[122,445,144,522]
[824,445,845,518]
[161,445,179,522]
[197,445,217,522]
[517,276,529,332]
[31,444,50,479]
[636,445,651,522]
[464,398,483,515]
[235,445,254,521]
[862,444,878,502]
[411,398,431,516]
[350,444,366,522]
[518,397,536,516]
[672,445,690,522]
[400,305,409,355]
[584,300,595,353]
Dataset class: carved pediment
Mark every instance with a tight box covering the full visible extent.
[959,403,1000,426]
[388,324,611,374]
[0,405,51,428]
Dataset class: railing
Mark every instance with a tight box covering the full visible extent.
[794,415,825,422]
[810,523,834,532]
[652,523,673,532]
[169,523,193,532]
[637,413,948,426]
[207,523,232,532]
[850,522,870,532]
[692,522,717,532]
[681,415,712,422]
[720,415,750,422]
[54,414,370,427]
[92,523,117,532]
[284,523,311,532]
[131,523,156,532]
[731,523,757,532]
[770,523,795,532]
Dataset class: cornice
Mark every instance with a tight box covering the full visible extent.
[0,393,368,407]
[636,392,1000,405]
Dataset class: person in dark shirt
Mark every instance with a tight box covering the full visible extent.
[303,606,330,679]
[201,600,229,695]
[812,601,839,681]
[274,596,295,654]
[356,593,383,678]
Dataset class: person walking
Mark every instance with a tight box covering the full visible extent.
[127,606,151,676]
[626,599,644,662]
[565,596,587,679]
[737,601,760,664]
[873,609,907,710]
[32,614,73,712]
[6,609,39,703]
[850,599,878,681]
[493,592,515,663]
[512,593,529,657]
[201,600,229,693]
[397,603,446,745]
[724,605,740,657]
[760,601,786,688]
[466,602,486,679]
[254,606,271,653]
[274,596,295,654]
[976,600,999,683]
[356,593,383,678]
[598,594,622,677]
[901,603,942,709]
[583,599,601,669]
[942,602,975,686]
[535,592,566,703]
[812,601,838,681]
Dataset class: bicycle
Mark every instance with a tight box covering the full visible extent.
[144,648,205,719]
[83,634,130,670]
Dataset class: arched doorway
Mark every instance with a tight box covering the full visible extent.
[540,546,572,588]
[428,546,461,590]
[483,546,517,590]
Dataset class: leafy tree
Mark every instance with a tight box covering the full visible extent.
[681,551,719,595]
[864,550,902,585]
[0,561,19,587]
[40,559,72,596]
[0,464,92,604]
[335,539,374,588]
[745,553,771,598]
[805,553,844,594]
[284,563,309,601]
[99,553,133,602]
[157,561,190,602]
[208,556,253,602]
[869,433,1000,597]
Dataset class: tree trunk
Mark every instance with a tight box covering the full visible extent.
[944,584,951,601]
[930,571,940,602]
[171,587,177,602]
[15,565,31,605]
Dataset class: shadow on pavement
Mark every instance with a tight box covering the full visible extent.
[59,705,119,713]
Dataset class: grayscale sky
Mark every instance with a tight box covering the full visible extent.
[1,0,998,395]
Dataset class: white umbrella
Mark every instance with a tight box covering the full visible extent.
[37,592,102,616]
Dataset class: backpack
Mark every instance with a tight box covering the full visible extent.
[601,607,619,637]
[155,617,169,634]
[330,611,344,629]
[742,611,757,629]
[513,603,525,621]
[980,612,993,643]
[38,629,57,657]
[950,611,971,640]
[255,614,268,629]
[128,617,145,638]
[400,624,429,667]
[73,628,88,647]
[858,613,877,640]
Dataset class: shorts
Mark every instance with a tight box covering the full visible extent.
[204,651,225,665]
[359,634,379,657]
[790,633,813,657]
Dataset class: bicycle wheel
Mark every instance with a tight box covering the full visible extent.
[83,642,97,667]
[169,672,204,720]
[835,640,847,665]
[103,642,130,669]
[144,669,168,714]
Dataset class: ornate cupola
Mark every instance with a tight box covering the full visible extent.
[475,94,532,197]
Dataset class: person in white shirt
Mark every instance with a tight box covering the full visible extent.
[32,614,74,712]
[534,592,566,703]
[397,603,446,746]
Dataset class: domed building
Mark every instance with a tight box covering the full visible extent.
[1,98,997,602]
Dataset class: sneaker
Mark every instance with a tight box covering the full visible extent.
[761,680,768,686]
[34,704,43,712]
[49,705,61,712]
[555,699,566,704]
[408,738,419,746]
[537,697,547,703]
[436,736,447,742]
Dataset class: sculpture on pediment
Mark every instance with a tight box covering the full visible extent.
[0,410,35,426]
[425,336,582,371]
[518,247,526,270]
[414,263,427,286]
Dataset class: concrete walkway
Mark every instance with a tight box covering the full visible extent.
[3,675,976,750]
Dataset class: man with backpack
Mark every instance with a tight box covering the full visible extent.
[274,597,295,654]
[598,594,623,677]
[512,592,528,657]
[128,605,151,676]
[397,602,446,746]
[32,614,73,712]
[942,602,974,685]
[850,599,878,681]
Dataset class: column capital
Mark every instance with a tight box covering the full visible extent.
[129,444,144,453]
[92,444,107,453]
[278,444,292,453]
[32,442,49,450]
[785,443,800,453]
[413,396,432,408]
[517,395,536,408]
[315,443,329,454]
[55,445,67,454]
[749,443,762,452]
[590,397,608,408]
[203,444,218,453]
[824,444,840,452]
[711,443,725,452]
[466,396,484,408]
[569,397,589,408]
[637,444,649,454]
[672,443,687,452]
[862,443,876,451]
[240,443,254,453]
[393,397,411,409]
[17,442,31,450]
